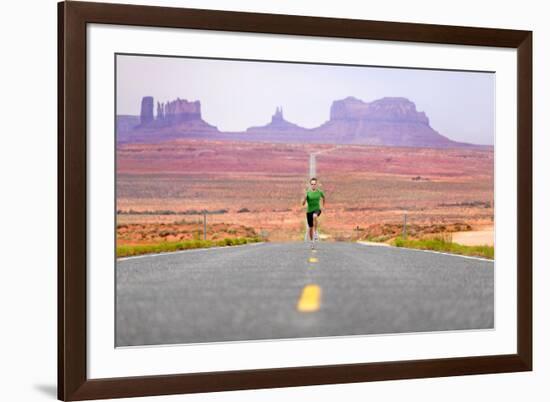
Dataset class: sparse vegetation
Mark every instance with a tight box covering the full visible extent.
[116,236,262,258]
[367,234,392,242]
[117,208,228,215]
[117,140,494,242]
[437,200,492,208]
[117,221,261,247]
[358,222,474,241]
[391,234,493,259]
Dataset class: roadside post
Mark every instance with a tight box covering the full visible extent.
[203,210,207,240]
[403,210,407,239]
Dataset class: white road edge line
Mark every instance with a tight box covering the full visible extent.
[117,241,266,262]
[355,241,493,262]
[356,241,390,247]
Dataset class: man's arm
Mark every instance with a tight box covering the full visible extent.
[322,193,326,208]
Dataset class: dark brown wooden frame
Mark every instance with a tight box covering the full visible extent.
[58,1,532,400]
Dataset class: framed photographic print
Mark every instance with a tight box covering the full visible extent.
[58,0,532,400]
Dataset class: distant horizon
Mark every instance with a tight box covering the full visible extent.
[116,54,495,145]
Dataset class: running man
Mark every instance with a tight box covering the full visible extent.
[302,177,326,248]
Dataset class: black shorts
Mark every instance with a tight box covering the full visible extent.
[306,210,322,227]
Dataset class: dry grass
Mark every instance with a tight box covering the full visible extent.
[392,234,494,259]
[117,237,262,258]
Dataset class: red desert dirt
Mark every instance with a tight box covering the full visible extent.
[116,139,494,245]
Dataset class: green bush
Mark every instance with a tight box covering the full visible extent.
[394,237,405,247]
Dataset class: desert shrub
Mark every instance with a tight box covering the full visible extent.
[157,210,176,215]
[376,235,392,242]
[434,232,453,243]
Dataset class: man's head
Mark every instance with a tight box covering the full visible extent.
[310,177,318,189]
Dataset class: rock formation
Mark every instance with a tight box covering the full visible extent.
[246,106,307,134]
[314,97,463,147]
[162,98,202,123]
[118,95,482,149]
[139,96,154,126]
[137,96,209,127]
[272,106,284,123]
[117,96,218,143]
[329,96,429,124]
[156,101,164,120]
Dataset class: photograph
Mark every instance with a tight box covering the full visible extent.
[52,1,534,399]
[115,54,495,347]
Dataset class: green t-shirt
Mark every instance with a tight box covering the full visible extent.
[306,189,324,213]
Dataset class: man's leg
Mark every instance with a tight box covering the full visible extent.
[313,214,318,240]
[307,213,314,241]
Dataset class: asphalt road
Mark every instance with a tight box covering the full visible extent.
[116,242,494,347]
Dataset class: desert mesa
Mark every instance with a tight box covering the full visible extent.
[117,95,493,149]
[116,94,494,253]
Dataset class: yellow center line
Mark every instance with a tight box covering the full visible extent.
[297,284,322,312]
[308,257,318,263]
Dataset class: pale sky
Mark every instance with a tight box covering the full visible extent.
[116,54,495,145]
